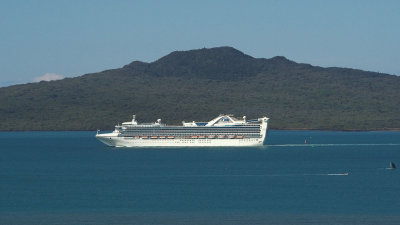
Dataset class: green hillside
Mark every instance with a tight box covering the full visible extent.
[1,47,400,131]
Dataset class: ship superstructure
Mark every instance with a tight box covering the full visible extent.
[96,114,269,147]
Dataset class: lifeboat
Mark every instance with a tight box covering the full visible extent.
[236,135,244,139]
[134,136,140,139]
[159,136,166,139]
[228,135,235,139]
[142,136,148,139]
[198,136,206,139]
[217,135,225,139]
[191,136,198,139]
[208,135,216,139]
[150,136,158,139]
[167,136,175,139]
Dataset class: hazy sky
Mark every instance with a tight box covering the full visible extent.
[1,0,399,87]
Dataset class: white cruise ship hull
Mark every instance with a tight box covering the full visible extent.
[96,115,269,148]
[96,135,266,147]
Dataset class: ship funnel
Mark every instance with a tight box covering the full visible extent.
[132,115,137,124]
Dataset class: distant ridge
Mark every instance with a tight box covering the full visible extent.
[141,47,262,80]
[0,46,400,131]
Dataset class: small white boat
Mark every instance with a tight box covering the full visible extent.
[386,161,396,170]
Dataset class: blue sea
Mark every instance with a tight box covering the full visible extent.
[1,131,400,224]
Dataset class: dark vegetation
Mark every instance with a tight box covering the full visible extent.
[1,47,400,131]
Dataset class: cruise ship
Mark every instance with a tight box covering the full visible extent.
[96,114,269,147]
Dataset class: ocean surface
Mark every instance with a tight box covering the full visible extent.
[1,130,400,224]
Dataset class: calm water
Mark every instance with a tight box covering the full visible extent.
[1,131,400,224]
